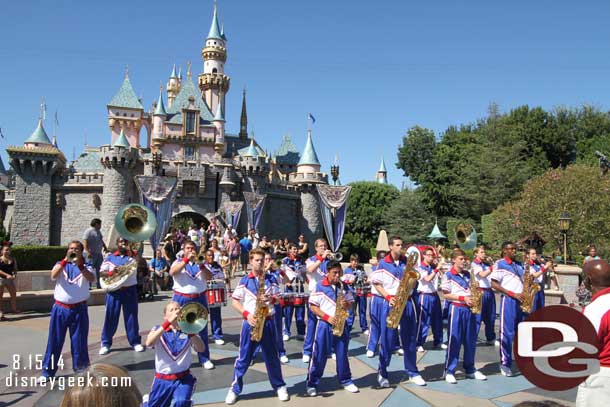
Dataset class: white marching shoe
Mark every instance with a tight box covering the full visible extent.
[99,346,110,355]
[344,383,359,393]
[445,373,457,384]
[277,386,289,401]
[466,370,487,380]
[494,340,500,347]
[283,334,290,341]
[280,355,289,364]
[363,329,370,336]
[441,343,448,350]
[36,376,48,386]
[377,374,390,388]
[500,365,513,377]
[215,339,225,345]
[133,344,145,352]
[302,354,310,363]
[397,348,404,355]
[225,390,238,405]
[366,350,375,358]
[416,346,425,353]
[203,360,215,370]
[306,387,317,397]
[331,353,336,360]
[409,375,426,386]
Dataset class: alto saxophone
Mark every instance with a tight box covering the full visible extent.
[250,273,269,342]
[386,252,419,329]
[332,283,349,337]
[469,270,482,314]
[520,263,541,314]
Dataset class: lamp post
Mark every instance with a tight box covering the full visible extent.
[558,212,572,265]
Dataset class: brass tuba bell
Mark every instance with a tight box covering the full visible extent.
[454,223,478,251]
[114,203,157,243]
[177,302,209,334]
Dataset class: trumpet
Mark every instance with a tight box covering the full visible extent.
[177,302,209,334]
[482,256,495,266]
[327,252,343,262]
[67,252,80,264]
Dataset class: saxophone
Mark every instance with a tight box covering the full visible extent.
[386,252,419,329]
[332,283,349,337]
[250,273,269,342]
[520,263,541,314]
[469,269,482,315]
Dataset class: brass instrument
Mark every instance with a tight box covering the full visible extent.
[454,223,478,250]
[332,283,349,337]
[250,273,269,342]
[520,263,541,314]
[100,260,138,292]
[469,270,482,314]
[67,252,80,264]
[482,256,494,267]
[327,252,343,261]
[386,252,420,329]
[177,302,209,334]
[114,203,157,243]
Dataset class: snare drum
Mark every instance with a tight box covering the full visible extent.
[206,280,227,308]
[355,284,371,297]
[293,293,309,307]
[279,293,295,307]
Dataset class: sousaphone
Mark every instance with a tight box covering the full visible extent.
[454,222,477,250]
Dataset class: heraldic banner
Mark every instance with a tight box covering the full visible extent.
[316,185,352,254]
[223,201,244,231]
[243,192,266,232]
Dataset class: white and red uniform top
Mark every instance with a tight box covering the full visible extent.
[171,259,207,294]
[471,258,493,289]
[150,326,193,374]
[309,278,354,319]
[416,262,439,294]
[490,257,524,295]
[527,260,545,284]
[441,267,472,306]
[371,254,410,297]
[232,272,280,317]
[53,261,95,304]
[305,254,329,293]
[101,252,137,288]
[584,287,610,367]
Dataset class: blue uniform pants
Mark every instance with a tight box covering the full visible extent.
[416,292,442,347]
[367,298,400,354]
[445,304,477,374]
[101,285,141,347]
[475,289,497,342]
[172,293,211,363]
[499,295,523,368]
[306,319,353,388]
[210,307,223,340]
[398,298,420,377]
[231,319,286,395]
[274,304,286,356]
[303,304,318,357]
[144,373,196,407]
[532,287,545,313]
[283,305,306,336]
[347,294,368,332]
[42,302,89,378]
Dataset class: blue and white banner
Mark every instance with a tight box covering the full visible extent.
[243,192,266,232]
[316,185,352,253]
[223,201,244,230]
[135,176,178,251]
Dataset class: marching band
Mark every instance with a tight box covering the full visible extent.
[33,205,562,404]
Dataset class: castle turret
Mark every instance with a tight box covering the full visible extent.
[7,118,66,245]
[152,86,167,148]
[107,70,145,148]
[167,64,181,108]
[198,3,230,116]
[99,131,139,241]
[376,157,388,184]
[212,93,225,156]
[239,88,248,140]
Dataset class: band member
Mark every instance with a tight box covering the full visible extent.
[143,301,206,407]
[343,254,369,334]
[441,249,487,383]
[282,244,306,341]
[471,246,498,346]
[302,239,331,363]
[99,237,143,355]
[203,250,226,345]
[366,250,385,357]
[265,252,289,363]
[490,241,525,377]
[170,241,215,369]
[225,248,289,404]
[306,260,359,395]
[526,247,552,313]
[39,241,95,382]
[415,248,443,351]
[371,236,426,387]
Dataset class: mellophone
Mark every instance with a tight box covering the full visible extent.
[206,279,228,308]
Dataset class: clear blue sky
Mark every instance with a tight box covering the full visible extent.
[1,0,610,187]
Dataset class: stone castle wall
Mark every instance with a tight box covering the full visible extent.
[12,169,53,245]
[50,188,103,245]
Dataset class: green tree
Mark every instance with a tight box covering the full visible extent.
[382,189,436,243]
[396,126,436,185]
[342,182,400,261]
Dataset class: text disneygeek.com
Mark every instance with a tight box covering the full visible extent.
[5,371,132,391]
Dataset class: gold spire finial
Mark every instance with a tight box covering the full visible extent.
[186,61,192,78]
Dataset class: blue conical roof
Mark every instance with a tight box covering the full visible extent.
[213,101,225,122]
[170,64,177,79]
[154,89,167,116]
[207,6,223,40]
[25,119,52,145]
[298,132,320,166]
[379,157,387,172]
[108,75,144,110]
[427,222,446,239]
[113,129,130,148]
[243,139,259,158]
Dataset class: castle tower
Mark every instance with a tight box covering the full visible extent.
[100,130,139,241]
[239,88,248,140]
[166,65,181,108]
[7,119,66,245]
[212,93,225,156]
[152,86,167,148]
[198,3,230,116]
[107,70,145,148]
[289,130,327,250]
[376,157,388,184]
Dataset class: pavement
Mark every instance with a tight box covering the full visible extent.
[0,280,577,407]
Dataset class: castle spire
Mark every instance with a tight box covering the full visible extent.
[376,157,388,184]
[239,88,248,139]
[298,130,320,167]
[207,1,222,40]
[170,64,177,79]
[154,85,167,116]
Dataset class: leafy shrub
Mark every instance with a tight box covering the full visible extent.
[12,246,68,271]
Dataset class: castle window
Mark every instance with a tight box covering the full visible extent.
[184,146,195,160]
[212,68,217,73]
[186,112,196,133]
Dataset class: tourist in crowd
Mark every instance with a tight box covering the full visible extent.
[188,224,202,251]
[239,234,253,274]
[210,239,222,262]
[148,248,169,293]
[0,242,19,320]
[275,239,288,259]
[229,236,241,278]
[584,245,600,265]
[248,229,259,249]
[207,216,218,241]
[259,236,271,253]
[82,218,108,288]
[297,234,309,261]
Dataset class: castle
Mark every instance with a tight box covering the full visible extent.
[0,5,330,249]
